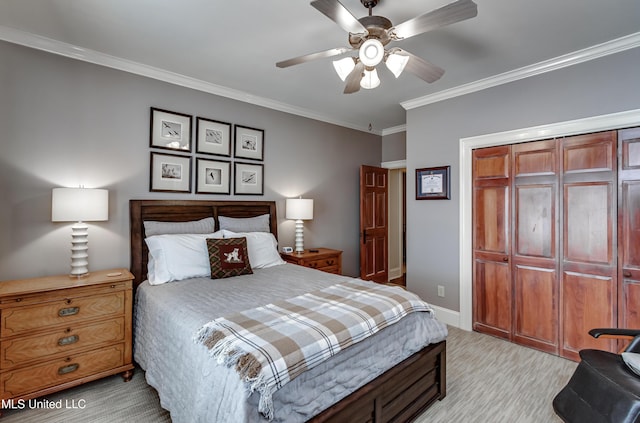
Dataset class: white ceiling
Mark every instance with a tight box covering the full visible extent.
[1,0,639,134]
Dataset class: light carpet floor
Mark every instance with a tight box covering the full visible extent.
[2,326,577,422]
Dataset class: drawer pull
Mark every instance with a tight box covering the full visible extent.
[58,334,79,346]
[58,363,79,375]
[58,307,80,317]
[326,260,334,265]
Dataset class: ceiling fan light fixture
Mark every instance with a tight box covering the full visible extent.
[360,68,380,90]
[333,57,356,81]
[359,39,384,67]
[385,53,409,78]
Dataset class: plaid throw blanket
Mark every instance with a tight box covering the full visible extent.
[194,279,435,420]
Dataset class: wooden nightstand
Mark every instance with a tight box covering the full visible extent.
[281,248,342,275]
[0,268,134,404]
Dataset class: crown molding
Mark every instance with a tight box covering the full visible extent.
[381,125,406,136]
[2,25,638,136]
[401,32,640,111]
[0,25,380,135]
[381,160,406,169]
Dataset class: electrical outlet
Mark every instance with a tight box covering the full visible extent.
[437,285,445,297]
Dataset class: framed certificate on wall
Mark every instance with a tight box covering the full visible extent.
[416,166,450,200]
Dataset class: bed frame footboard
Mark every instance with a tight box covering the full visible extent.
[309,340,446,423]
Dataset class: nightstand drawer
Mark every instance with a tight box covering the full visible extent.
[0,344,126,399]
[1,291,126,338]
[280,248,343,275]
[1,317,125,369]
[305,257,340,270]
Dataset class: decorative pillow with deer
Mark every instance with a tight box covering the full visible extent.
[207,237,253,279]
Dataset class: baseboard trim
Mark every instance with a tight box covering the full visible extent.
[388,266,402,280]
[431,305,461,329]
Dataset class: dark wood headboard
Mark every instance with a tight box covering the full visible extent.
[129,199,277,289]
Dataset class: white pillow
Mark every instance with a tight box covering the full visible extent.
[221,230,285,269]
[218,214,270,233]
[622,352,640,376]
[144,217,215,236]
[145,232,223,285]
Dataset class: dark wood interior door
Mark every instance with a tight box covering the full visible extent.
[511,139,560,354]
[618,127,640,331]
[472,146,512,339]
[560,131,618,360]
[360,165,388,283]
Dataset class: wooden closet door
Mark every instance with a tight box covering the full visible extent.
[512,140,559,354]
[560,131,618,360]
[618,127,640,330]
[473,146,512,339]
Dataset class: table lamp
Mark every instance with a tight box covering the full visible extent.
[285,198,313,253]
[52,187,109,277]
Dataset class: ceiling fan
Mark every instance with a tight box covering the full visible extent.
[276,0,478,94]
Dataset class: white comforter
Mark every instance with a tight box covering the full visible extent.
[133,263,447,423]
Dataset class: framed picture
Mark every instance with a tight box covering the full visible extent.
[196,117,232,157]
[416,165,450,200]
[150,107,192,152]
[234,125,264,161]
[196,158,231,194]
[150,152,192,193]
[234,162,264,195]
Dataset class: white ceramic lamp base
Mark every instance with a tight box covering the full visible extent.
[69,221,90,277]
[294,219,305,253]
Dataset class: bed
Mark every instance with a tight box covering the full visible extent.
[130,199,447,422]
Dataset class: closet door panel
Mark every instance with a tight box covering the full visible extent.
[561,272,616,358]
[619,127,640,329]
[515,185,555,258]
[563,134,615,173]
[473,146,511,338]
[474,186,508,254]
[561,131,617,361]
[514,265,557,351]
[513,184,558,352]
[622,280,640,329]
[474,259,511,338]
[620,180,640,327]
[512,139,559,353]
[564,183,613,264]
[473,184,511,338]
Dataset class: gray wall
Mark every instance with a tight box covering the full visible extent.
[382,131,406,162]
[0,41,381,281]
[405,47,640,311]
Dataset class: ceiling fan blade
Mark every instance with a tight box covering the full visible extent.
[395,49,445,83]
[276,47,351,68]
[311,0,367,34]
[344,62,365,94]
[390,0,477,40]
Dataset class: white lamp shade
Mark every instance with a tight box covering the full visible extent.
[359,39,384,67]
[333,57,356,81]
[360,68,381,90]
[286,198,314,220]
[52,188,109,222]
[385,53,409,78]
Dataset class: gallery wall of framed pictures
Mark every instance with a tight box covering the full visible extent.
[149,107,264,195]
